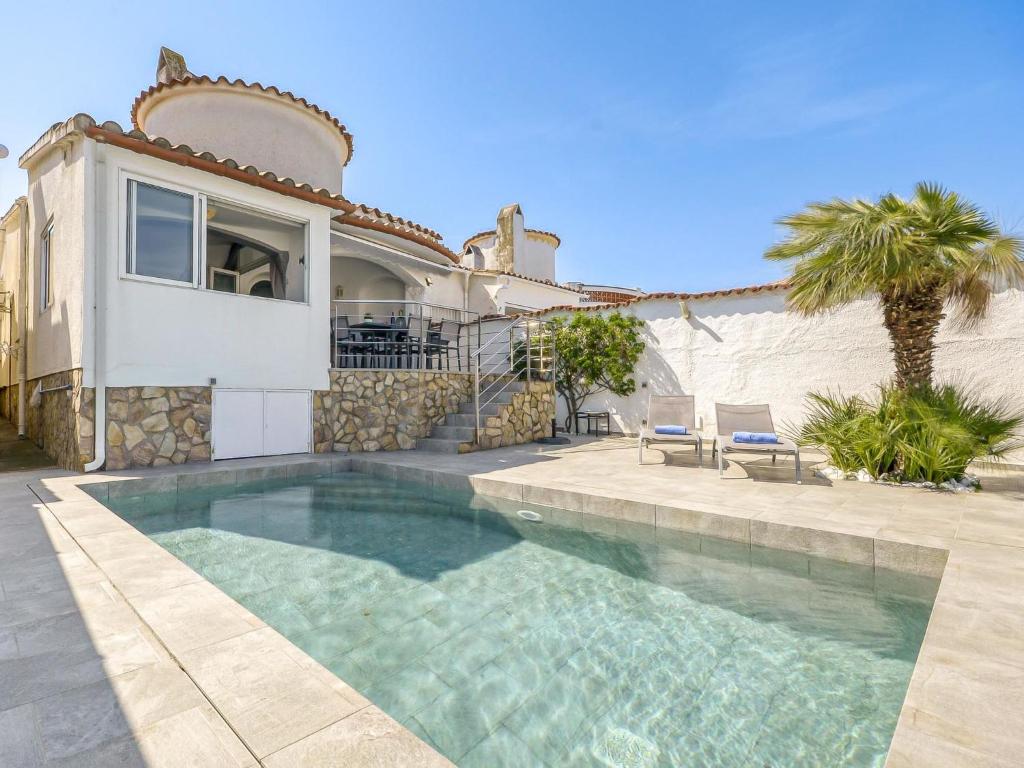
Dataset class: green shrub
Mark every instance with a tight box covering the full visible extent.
[797,384,1022,484]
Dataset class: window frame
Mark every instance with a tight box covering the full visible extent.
[119,170,311,304]
[39,218,54,313]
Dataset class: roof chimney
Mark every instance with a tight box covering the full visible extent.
[156,47,189,85]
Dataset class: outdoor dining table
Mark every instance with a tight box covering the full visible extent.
[349,321,408,343]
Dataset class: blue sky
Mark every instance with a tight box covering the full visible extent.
[1,1,1021,291]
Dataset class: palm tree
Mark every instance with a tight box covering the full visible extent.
[765,182,1024,390]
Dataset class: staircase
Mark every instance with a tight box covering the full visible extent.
[415,377,525,453]
[415,316,554,453]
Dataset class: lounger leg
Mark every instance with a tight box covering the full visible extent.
[637,437,644,465]
[795,449,802,484]
[718,447,724,477]
[772,454,776,464]
[697,437,703,467]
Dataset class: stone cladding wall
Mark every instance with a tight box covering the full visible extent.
[105,386,212,470]
[313,370,473,453]
[1,369,94,471]
[476,380,556,450]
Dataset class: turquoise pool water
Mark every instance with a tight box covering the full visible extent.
[107,472,935,767]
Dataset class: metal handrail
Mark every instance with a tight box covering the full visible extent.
[470,317,555,443]
[331,299,481,371]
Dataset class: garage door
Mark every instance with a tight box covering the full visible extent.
[212,389,311,460]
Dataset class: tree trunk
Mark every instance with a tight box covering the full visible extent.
[881,290,945,390]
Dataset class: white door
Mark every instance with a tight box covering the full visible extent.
[265,390,312,456]
[212,389,264,460]
[212,389,311,460]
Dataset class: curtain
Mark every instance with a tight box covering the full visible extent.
[269,251,290,299]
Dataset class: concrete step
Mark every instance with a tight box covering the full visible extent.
[414,437,474,454]
[444,413,479,427]
[430,425,477,441]
[457,400,508,416]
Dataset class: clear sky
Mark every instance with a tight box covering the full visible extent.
[1,1,1021,292]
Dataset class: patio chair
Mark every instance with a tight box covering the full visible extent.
[712,403,801,483]
[403,314,428,369]
[637,395,703,466]
[429,320,462,371]
[331,316,370,368]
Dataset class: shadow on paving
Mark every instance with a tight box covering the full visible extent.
[0,479,150,766]
[0,419,55,473]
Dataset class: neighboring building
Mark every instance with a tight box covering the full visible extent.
[563,283,648,304]
[0,48,569,470]
[460,204,583,314]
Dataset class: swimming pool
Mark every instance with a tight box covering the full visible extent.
[107,472,935,767]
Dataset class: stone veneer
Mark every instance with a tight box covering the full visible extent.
[106,386,212,470]
[475,379,555,450]
[0,369,95,471]
[313,370,473,453]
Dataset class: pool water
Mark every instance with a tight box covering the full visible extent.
[107,472,936,767]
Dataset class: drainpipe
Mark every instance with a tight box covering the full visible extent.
[84,143,104,471]
[17,197,28,438]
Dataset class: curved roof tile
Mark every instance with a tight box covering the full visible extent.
[131,75,355,166]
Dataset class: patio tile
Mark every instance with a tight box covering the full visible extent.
[263,706,452,767]
[131,580,265,655]
[179,626,365,757]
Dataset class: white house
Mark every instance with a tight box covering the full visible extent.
[0,48,578,470]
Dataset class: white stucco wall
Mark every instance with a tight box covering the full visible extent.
[519,237,557,282]
[138,86,348,195]
[95,145,332,390]
[0,207,23,390]
[551,288,1024,445]
[24,139,88,380]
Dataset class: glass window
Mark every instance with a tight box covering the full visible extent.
[205,198,306,302]
[128,180,195,283]
[40,220,53,311]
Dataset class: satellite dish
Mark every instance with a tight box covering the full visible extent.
[0,145,8,159]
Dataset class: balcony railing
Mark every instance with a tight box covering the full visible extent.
[331,300,483,371]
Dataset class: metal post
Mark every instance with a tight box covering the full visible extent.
[418,303,426,370]
[525,323,532,382]
[473,356,481,443]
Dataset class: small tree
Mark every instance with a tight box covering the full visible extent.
[550,311,645,432]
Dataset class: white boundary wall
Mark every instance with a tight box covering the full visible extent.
[550,285,1024,445]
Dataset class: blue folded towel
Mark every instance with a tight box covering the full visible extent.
[732,431,779,444]
[654,425,688,435]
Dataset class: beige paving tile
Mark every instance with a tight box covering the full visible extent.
[263,706,453,768]
[886,720,1019,768]
[957,506,1024,548]
[44,499,137,535]
[99,549,206,598]
[179,627,365,757]
[897,656,1024,760]
[131,580,265,655]
[132,705,257,768]
[32,660,252,766]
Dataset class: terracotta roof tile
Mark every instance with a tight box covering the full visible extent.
[525,228,561,247]
[462,227,561,251]
[471,269,584,292]
[132,75,355,165]
[22,114,458,264]
[518,280,791,317]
